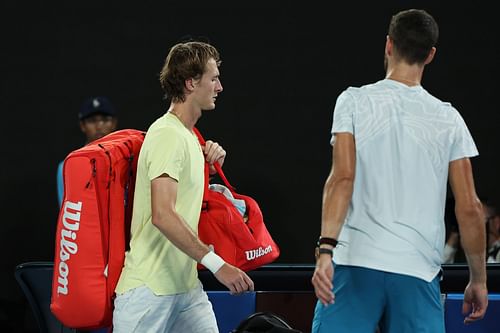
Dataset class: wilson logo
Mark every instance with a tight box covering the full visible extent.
[57,201,82,295]
[245,245,273,261]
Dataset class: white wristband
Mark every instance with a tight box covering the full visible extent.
[201,251,225,274]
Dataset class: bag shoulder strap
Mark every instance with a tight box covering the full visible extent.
[192,127,235,192]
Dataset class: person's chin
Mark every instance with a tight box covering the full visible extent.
[203,104,216,111]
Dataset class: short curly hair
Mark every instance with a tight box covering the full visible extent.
[159,41,221,103]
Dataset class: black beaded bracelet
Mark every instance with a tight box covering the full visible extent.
[317,236,339,248]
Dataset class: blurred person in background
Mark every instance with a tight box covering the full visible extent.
[56,96,118,206]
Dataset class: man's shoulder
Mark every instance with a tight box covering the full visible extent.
[346,81,458,111]
[420,91,462,121]
[332,81,382,107]
[146,115,184,136]
[342,79,386,96]
[419,87,454,107]
[144,118,190,149]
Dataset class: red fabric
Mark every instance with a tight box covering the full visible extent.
[50,129,145,329]
[50,126,278,330]
[193,128,280,271]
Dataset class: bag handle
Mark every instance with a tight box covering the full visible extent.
[193,127,235,192]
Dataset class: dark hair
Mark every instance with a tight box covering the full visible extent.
[159,41,221,103]
[388,9,439,65]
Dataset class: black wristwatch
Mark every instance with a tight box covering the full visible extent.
[315,247,333,260]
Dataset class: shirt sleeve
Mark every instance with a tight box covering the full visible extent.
[449,110,479,162]
[145,128,186,181]
[330,89,355,145]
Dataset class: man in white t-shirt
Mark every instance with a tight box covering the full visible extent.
[311,9,488,333]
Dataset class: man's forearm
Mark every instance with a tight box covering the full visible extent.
[457,208,487,283]
[153,212,210,262]
[321,177,354,238]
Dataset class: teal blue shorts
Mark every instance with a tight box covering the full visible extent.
[312,265,444,333]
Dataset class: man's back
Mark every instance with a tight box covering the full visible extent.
[312,10,487,331]
[332,78,478,281]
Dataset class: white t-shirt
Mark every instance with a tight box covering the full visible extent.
[331,79,478,282]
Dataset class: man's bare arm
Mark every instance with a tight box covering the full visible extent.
[151,175,209,261]
[448,157,488,323]
[151,175,254,294]
[320,133,356,240]
[312,132,356,305]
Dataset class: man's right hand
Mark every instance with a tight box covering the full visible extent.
[311,255,334,306]
[214,263,254,295]
[462,281,488,324]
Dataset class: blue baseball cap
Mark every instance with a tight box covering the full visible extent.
[79,96,116,120]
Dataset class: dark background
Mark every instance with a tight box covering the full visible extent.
[1,1,499,331]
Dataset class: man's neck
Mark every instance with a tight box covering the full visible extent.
[168,103,201,130]
[385,63,423,87]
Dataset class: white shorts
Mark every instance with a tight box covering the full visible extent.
[112,281,218,333]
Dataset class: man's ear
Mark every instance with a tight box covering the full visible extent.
[111,118,118,131]
[424,47,436,65]
[185,78,196,92]
[385,35,392,56]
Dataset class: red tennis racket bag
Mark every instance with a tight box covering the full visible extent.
[193,128,280,272]
[50,129,145,329]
